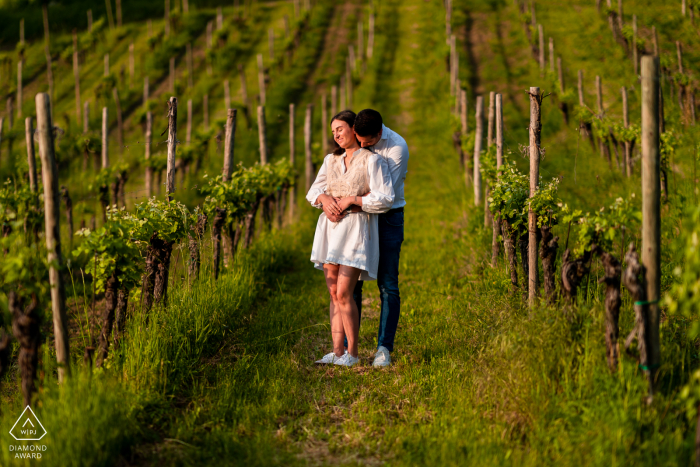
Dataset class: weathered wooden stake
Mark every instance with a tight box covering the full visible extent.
[88,9,93,32]
[269,28,275,60]
[257,106,268,165]
[104,54,109,77]
[460,90,468,135]
[450,35,456,95]
[26,118,37,192]
[578,69,585,107]
[321,94,328,154]
[641,55,661,398]
[166,97,177,197]
[622,86,632,177]
[83,101,89,134]
[223,109,237,181]
[216,6,223,29]
[129,42,134,87]
[305,104,314,192]
[144,76,149,103]
[340,76,346,110]
[203,94,209,130]
[346,56,353,109]
[538,24,545,72]
[186,99,192,145]
[145,111,152,197]
[42,5,54,102]
[528,87,542,307]
[112,88,123,155]
[557,57,568,124]
[35,93,70,382]
[73,30,81,122]
[186,43,193,88]
[289,103,296,221]
[487,91,495,146]
[492,93,504,267]
[473,96,483,204]
[257,54,266,106]
[165,0,170,36]
[368,12,375,59]
[102,107,109,168]
[548,37,554,72]
[331,85,338,116]
[633,15,638,75]
[652,26,659,57]
[17,61,23,120]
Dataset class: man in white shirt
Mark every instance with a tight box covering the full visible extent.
[350,109,409,367]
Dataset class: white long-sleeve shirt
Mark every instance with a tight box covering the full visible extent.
[306,150,395,213]
[368,124,409,210]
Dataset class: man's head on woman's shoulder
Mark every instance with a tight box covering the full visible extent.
[330,109,383,155]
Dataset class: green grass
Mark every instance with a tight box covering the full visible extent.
[1,0,700,465]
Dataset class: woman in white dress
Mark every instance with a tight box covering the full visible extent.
[306,110,395,367]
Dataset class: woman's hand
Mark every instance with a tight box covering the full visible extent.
[317,193,342,216]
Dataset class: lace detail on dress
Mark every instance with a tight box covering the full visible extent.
[326,149,373,198]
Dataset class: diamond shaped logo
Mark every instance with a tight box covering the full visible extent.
[9,406,47,441]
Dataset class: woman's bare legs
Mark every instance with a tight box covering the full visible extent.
[323,264,362,358]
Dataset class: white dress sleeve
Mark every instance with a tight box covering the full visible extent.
[306,155,331,209]
[361,154,395,213]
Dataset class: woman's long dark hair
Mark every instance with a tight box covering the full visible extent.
[330,110,358,155]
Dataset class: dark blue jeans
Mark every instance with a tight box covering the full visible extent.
[345,209,404,352]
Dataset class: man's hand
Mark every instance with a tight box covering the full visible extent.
[325,210,347,222]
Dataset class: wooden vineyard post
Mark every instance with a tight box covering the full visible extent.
[35,93,71,382]
[528,87,542,307]
[321,94,328,154]
[305,104,314,192]
[289,104,296,222]
[340,76,346,111]
[346,57,353,109]
[485,91,495,227]
[238,64,250,127]
[102,107,109,168]
[83,101,89,134]
[224,80,231,113]
[204,95,209,130]
[622,86,632,177]
[223,109,237,181]
[144,76,149,104]
[186,99,193,145]
[641,55,661,398]
[578,69,585,107]
[492,93,504,268]
[104,54,109,77]
[652,26,659,57]
[257,106,268,165]
[349,46,356,73]
[165,0,170,36]
[42,5,54,103]
[538,24,545,73]
[186,43,193,89]
[473,95,483,204]
[460,90,468,135]
[25,118,37,192]
[166,97,177,198]
[450,35,456,96]
[633,15,638,75]
[358,21,364,69]
[72,30,81,123]
[145,111,153,197]
[17,61,23,120]
[216,6,223,29]
[88,10,93,32]
[549,37,554,72]
[129,42,134,87]
[269,28,274,60]
[257,54,266,106]
[206,21,213,76]
[112,88,123,156]
[557,57,568,124]
[596,75,608,162]
[331,85,338,116]
[368,11,375,60]
[677,41,685,111]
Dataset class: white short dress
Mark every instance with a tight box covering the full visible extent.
[306,148,395,281]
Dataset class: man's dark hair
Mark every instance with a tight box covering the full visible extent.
[354,109,383,137]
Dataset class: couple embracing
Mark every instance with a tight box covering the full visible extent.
[306,109,409,367]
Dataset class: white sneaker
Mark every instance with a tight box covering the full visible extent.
[315,350,346,364]
[372,346,391,367]
[334,353,360,367]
